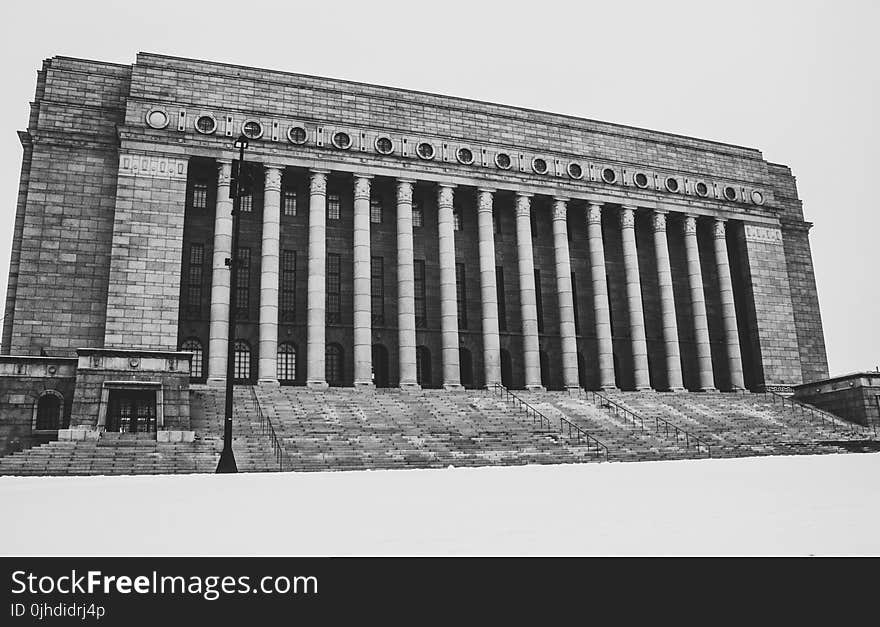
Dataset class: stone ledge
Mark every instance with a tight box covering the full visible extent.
[58,428,100,441]
[156,430,195,443]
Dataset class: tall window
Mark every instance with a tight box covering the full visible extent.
[530,210,537,238]
[535,269,544,333]
[181,338,203,381]
[327,253,341,323]
[277,343,296,383]
[192,182,208,209]
[371,256,384,326]
[412,200,423,228]
[239,194,253,213]
[280,250,296,322]
[234,340,251,382]
[35,393,62,430]
[571,271,580,335]
[187,243,204,318]
[235,247,250,319]
[283,188,297,216]
[456,263,467,330]
[326,343,343,386]
[414,259,427,328]
[453,203,462,231]
[496,266,507,332]
[459,348,474,388]
[416,346,431,387]
[370,197,383,224]
[327,193,341,220]
[493,207,500,237]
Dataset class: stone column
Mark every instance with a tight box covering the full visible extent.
[437,184,462,391]
[653,210,684,391]
[477,188,501,387]
[306,169,330,389]
[620,206,651,390]
[353,175,374,388]
[257,164,283,385]
[552,197,579,390]
[515,193,544,391]
[684,214,716,391]
[586,203,616,390]
[713,218,745,390]
[207,160,233,385]
[396,179,420,389]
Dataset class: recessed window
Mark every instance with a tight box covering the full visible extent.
[235,247,250,319]
[327,253,341,324]
[181,338,203,381]
[327,193,341,220]
[186,243,204,318]
[234,340,251,382]
[375,136,394,154]
[601,168,617,184]
[496,266,507,331]
[277,343,296,383]
[371,256,385,326]
[326,343,344,386]
[456,263,467,330]
[192,183,208,209]
[283,189,297,216]
[453,204,462,231]
[567,162,583,179]
[281,250,296,322]
[195,115,217,135]
[695,181,709,197]
[751,190,765,205]
[724,186,737,201]
[665,177,680,193]
[35,392,63,430]
[456,147,474,165]
[370,197,383,224]
[532,158,548,174]
[414,260,427,328]
[239,194,253,213]
[106,388,157,433]
[495,152,512,169]
[288,126,307,144]
[412,201,423,228]
[332,131,352,149]
[241,120,263,139]
[633,172,649,188]
[417,142,435,160]
[146,108,169,129]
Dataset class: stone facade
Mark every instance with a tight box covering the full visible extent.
[794,373,880,429]
[2,53,829,401]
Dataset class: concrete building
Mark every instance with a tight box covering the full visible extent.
[0,53,830,454]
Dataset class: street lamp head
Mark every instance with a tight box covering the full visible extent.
[233,134,249,151]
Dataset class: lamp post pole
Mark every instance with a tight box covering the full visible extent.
[216,134,249,473]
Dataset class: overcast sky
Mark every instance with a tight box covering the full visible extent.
[0,0,876,377]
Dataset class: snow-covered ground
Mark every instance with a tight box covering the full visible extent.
[2,453,879,556]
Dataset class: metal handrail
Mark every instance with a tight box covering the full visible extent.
[249,386,291,472]
[571,387,712,457]
[759,390,870,437]
[485,383,609,461]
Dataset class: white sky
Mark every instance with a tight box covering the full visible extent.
[2,454,879,555]
[0,0,876,376]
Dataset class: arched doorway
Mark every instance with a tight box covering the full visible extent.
[416,346,432,388]
[459,347,473,388]
[372,344,389,388]
[500,349,512,388]
[34,391,64,430]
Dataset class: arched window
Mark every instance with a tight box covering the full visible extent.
[34,391,64,431]
[277,342,296,383]
[234,340,251,382]
[459,347,473,388]
[416,346,432,388]
[326,343,344,386]
[180,338,203,381]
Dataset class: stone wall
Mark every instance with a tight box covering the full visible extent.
[794,373,880,429]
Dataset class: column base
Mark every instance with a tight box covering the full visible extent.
[354,380,375,389]
[206,377,226,388]
[306,380,329,390]
[696,387,718,393]
[564,385,581,393]
[666,386,687,393]
[257,378,280,386]
[443,383,465,392]
[399,381,421,391]
[598,386,619,393]
[634,386,654,392]
[525,384,546,392]
[727,387,749,394]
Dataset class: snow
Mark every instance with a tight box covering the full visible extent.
[2,453,879,556]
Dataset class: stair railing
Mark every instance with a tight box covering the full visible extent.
[249,386,291,472]
[570,387,712,458]
[485,383,608,461]
[759,390,869,436]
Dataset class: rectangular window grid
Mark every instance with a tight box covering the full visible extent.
[280,250,296,322]
[371,256,384,326]
[534,269,544,333]
[370,198,383,224]
[414,260,427,328]
[327,253,341,323]
[283,189,297,216]
[192,183,208,209]
[496,266,507,332]
[239,194,253,213]
[235,247,250,319]
[456,263,467,330]
[412,201,423,228]
[186,243,204,318]
[328,193,341,220]
[571,270,580,335]
[453,205,462,231]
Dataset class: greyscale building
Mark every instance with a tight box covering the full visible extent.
[0,53,834,458]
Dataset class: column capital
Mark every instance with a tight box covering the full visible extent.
[396,179,414,203]
[684,214,698,235]
[587,203,602,225]
[217,160,232,186]
[354,175,372,200]
[477,189,494,213]
[619,206,635,229]
[552,198,568,222]
[515,193,531,217]
[437,184,454,206]
[264,166,283,191]
[713,218,727,239]
[652,211,667,232]
[309,170,328,195]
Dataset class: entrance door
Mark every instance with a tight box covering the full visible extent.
[106,389,157,433]
[372,344,389,388]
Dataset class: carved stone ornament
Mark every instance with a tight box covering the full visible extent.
[437,185,455,208]
[217,161,232,186]
[684,216,698,235]
[587,204,602,225]
[477,190,494,213]
[309,171,327,195]
[354,176,372,200]
[713,219,727,239]
[619,208,635,229]
[552,200,568,222]
[515,193,532,218]
[396,180,413,205]
[653,212,667,232]
[264,166,283,192]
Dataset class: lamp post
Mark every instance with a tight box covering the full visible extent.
[216,134,250,473]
